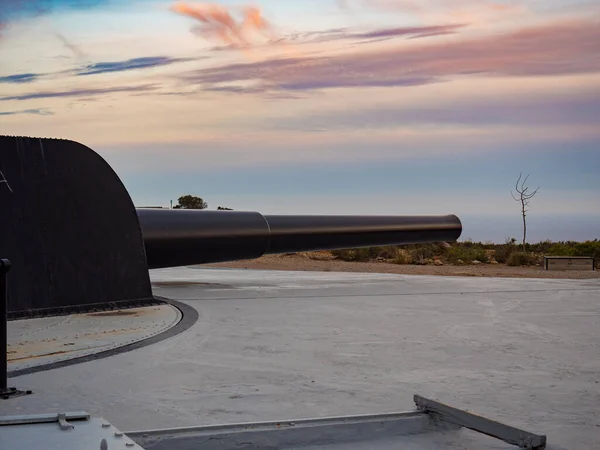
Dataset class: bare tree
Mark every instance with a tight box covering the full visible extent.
[511,173,540,252]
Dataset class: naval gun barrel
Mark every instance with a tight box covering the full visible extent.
[137,209,462,269]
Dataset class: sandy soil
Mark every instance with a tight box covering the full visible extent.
[206,253,600,279]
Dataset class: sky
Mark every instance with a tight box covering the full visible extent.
[0,0,598,242]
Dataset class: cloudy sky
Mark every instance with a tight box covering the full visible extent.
[1,0,598,242]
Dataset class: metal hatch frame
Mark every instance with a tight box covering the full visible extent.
[0,395,547,450]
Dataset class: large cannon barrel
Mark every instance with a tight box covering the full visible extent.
[137,209,462,269]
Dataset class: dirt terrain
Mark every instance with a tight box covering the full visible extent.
[207,253,600,279]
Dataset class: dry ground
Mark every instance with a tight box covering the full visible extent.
[206,252,600,279]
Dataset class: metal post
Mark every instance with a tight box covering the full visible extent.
[1,258,31,399]
[0,258,10,394]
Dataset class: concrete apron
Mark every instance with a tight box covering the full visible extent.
[7,305,181,373]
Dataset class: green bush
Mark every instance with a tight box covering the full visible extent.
[446,247,488,264]
[494,245,513,263]
[524,239,554,254]
[572,240,600,259]
[409,244,438,262]
[546,240,600,259]
[494,238,517,263]
[360,247,381,261]
[507,252,535,266]
[546,243,577,257]
[458,239,487,251]
[378,245,400,260]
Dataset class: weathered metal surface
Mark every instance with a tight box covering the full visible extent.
[7,305,181,372]
[544,256,595,271]
[263,214,462,253]
[128,394,553,449]
[415,395,547,449]
[138,208,462,269]
[0,404,552,450]
[0,412,143,450]
[0,136,153,315]
[137,209,271,269]
[0,259,9,394]
[129,411,454,450]
[2,269,597,448]
[0,411,89,426]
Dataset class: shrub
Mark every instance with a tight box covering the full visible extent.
[458,239,487,251]
[446,247,488,264]
[546,243,576,257]
[393,249,413,265]
[353,248,372,262]
[572,240,600,259]
[330,249,354,261]
[409,244,438,262]
[494,246,512,263]
[328,240,600,266]
[495,238,517,263]
[331,247,380,262]
[378,245,400,260]
[526,239,554,254]
[507,252,535,266]
[545,240,600,259]
[306,251,336,261]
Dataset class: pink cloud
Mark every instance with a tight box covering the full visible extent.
[339,0,528,26]
[170,1,276,48]
[180,18,600,92]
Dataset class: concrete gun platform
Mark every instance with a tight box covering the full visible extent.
[7,304,181,374]
[2,268,599,449]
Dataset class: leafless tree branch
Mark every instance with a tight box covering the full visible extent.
[511,172,539,252]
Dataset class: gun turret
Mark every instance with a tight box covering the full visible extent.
[0,135,461,316]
